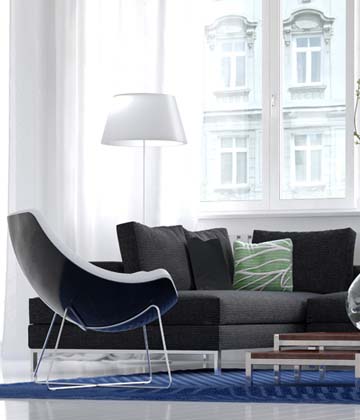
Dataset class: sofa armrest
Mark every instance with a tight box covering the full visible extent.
[90,261,124,273]
[354,266,360,280]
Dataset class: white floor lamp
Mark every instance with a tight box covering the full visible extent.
[101,93,187,224]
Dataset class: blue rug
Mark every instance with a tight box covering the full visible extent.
[1,369,360,403]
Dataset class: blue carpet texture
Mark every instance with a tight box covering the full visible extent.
[1,369,360,403]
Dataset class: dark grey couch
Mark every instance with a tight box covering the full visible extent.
[28,261,359,371]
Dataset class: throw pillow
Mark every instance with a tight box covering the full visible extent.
[187,237,233,290]
[252,228,356,293]
[116,222,193,290]
[233,239,293,292]
[184,227,234,282]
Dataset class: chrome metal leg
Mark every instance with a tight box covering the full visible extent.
[245,352,252,386]
[33,311,57,381]
[202,354,207,369]
[294,365,301,382]
[274,364,280,384]
[215,350,222,375]
[35,305,173,391]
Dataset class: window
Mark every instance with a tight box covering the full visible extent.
[293,134,323,185]
[201,0,355,213]
[220,136,248,186]
[294,36,321,84]
[220,40,246,89]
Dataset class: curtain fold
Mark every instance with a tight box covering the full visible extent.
[3,0,201,361]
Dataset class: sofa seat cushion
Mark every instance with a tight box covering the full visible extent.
[306,292,351,325]
[201,290,317,325]
[29,293,221,327]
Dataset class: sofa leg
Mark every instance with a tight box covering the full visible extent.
[32,351,38,374]
[214,351,222,375]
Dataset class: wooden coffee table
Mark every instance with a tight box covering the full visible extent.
[274,332,360,351]
[245,350,360,385]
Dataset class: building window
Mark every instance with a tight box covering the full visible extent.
[294,36,321,85]
[293,134,322,185]
[220,136,248,186]
[220,39,246,89]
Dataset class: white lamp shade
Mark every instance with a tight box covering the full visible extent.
[101,93,187,146]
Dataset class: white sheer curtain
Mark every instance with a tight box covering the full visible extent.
[3,0,202,360]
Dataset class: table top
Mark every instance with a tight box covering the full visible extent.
[278,332,360,341]
[251,350,358,360]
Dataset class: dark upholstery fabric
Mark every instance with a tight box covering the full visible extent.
[116,222,193,290]
[252,228,356,293]
[219,324,305,350]
[306,323,357,332]
[29,324,220,351]
[187,238,232,290]
[196,290,317,324]
[90,261,124,273]
[185,227,234,282]
[306,292,349,324]
[30,292,221,326]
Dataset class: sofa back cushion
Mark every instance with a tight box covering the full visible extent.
[117,222,193,290]
[187,238,233,290]
[185,227,234,282]
[252,228,356,293]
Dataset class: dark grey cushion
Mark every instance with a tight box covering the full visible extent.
[187,238,232,290]
[200,290,317,325]
[252,228,356,293]
[306,292,350,324]
[185,227,234,282]
[116,222,193,290]
[30,292,221,326]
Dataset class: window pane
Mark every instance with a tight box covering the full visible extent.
[295,151,306,182]
[221,153,232,184]
[236,56,245,86]
[311,51,321,82]
[311,150,322,181]
[296,52,306,83]
[221,57,231,87]
[281,0,346,199]
[309,36,320,47]
[221,137,233,148]
[310,134,321,146]
[236,152,247,184]
[234,40,245,52]
[202,0,262,202]
[294,134,306,146]
[296,37,308,48]
[236,137,247,148]
[222,42,232,53]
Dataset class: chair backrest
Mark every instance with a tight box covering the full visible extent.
[8,211,72,317]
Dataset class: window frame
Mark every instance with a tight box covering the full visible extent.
[200,0,357,216]
[218,38,247,90]
[292,35,323,86]
[291,133,324,187]
[217,135,249,189]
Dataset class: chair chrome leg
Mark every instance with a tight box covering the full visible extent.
[35,305,173,391]
[33,311,57,382]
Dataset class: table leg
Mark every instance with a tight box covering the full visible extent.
[245,352,252,386]
[294,365,301,382]
[274,364,280,384]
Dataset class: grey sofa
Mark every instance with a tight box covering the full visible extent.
[28,261,359,372]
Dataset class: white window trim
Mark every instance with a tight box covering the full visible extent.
[291,133,324,187]
[218,38,247,90]
[217,135,249,189]
[292,34,322,86]
[200,0,357,216]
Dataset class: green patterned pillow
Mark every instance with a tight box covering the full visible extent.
[233,239,293,292]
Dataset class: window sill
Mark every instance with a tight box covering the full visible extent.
[199,208,360,220]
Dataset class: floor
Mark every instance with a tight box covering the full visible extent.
[0,354,360,420]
